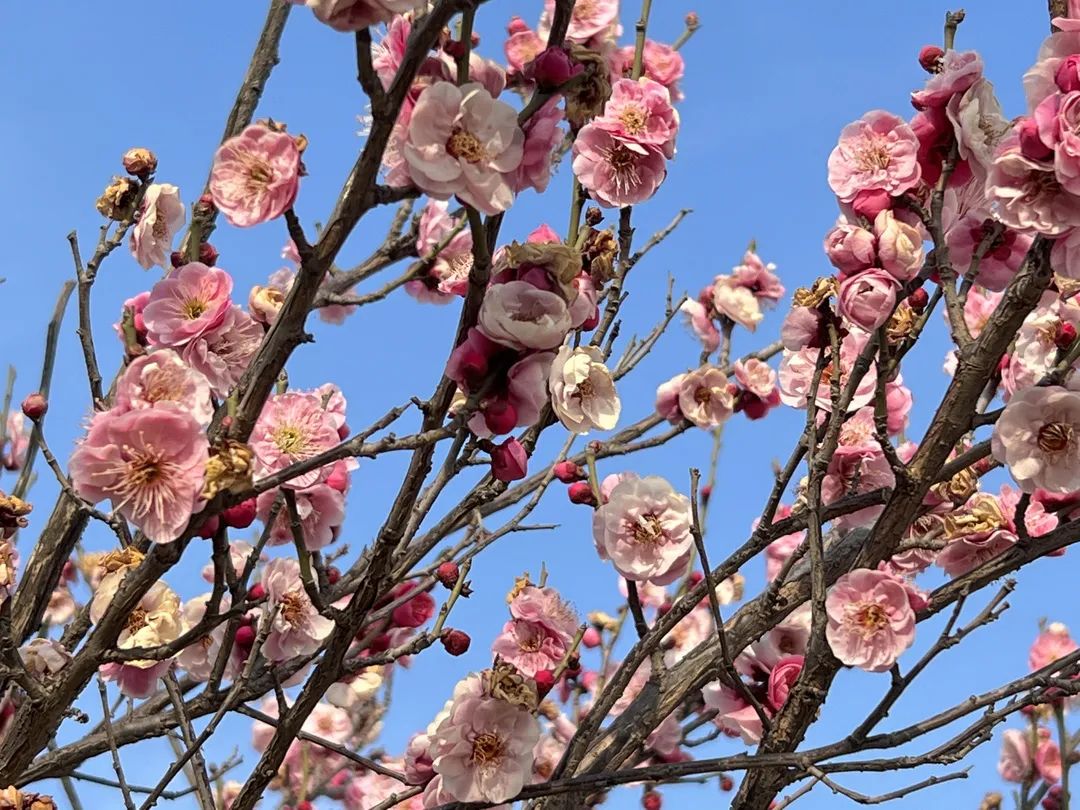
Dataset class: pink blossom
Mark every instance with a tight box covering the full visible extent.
[625,41,685,100]
[180,304,263,396]
[766,655,804,711]
[2,413,29,471]
[19,638,70,681]
[945,206,1033,292]
[780,306,825,351]
[1035,90,1080,194]
[415,200,474,298]
[827,110,921,202]
[986,130,1080,235]
[947,77,1010,181]
[825,217,876,275]
[733,251,785,305]
[130,184,185,270]
[992,385,1080,494]
[712,277,764,331]
[1029,622,1079,671]
[825,568,916,672]
[505,25,545,78]
[143,262,232,348]
[541,0,619,43]
[477,281,571,351]
[99,659,173,699]
[778,330,878,412]
[491,586,578,677]
[262,558,334,661]
[998,728,1034,782]
[885,377,913,435]
[210,124,300,227]
[549,346,620,433]
[593,78,679,158]
[429,681,540,803]
[572,125,667,208]
[1053,0,1080,30]
[506,351,556,429]
[678,366,735,429]
[94,580,183,698]
[822,451,895,530]
[1024,32,1080,112]
[911,49,983,109]
[873,210,924,282]
[510,99,564,194]
[838,269,899,331]
[251,391,342,489]
[935,492,1019,578]
[114,350,213,426]
[177,593,242,682]
[738,607,811,678]
[617,577,668,609]
[371,13,411,89]
[655,373,687,424]
[70,408,208,542]
[592,475,693,584]
[679,299,721,352]
[257,481,345,550]
[289,0,413,31]
[701,683,767,744]
[765,530,804,582]
[404,82,523,215]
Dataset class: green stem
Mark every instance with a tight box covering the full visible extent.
[456,8,475,84]
[567,178,584,245]
[631,0,655,79]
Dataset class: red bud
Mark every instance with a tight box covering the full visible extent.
[436,561,460,589]
[567,481,597,506]
[222,498,257,529]
[918,45,944,73]
[20,393,47,421]
[248,583,266,601]
[552,461,586,483]
[907,287,929,313]
[1057,321,1077,349]
[441,628,471,656]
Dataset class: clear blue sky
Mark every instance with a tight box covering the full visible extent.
[0,1,1065,808]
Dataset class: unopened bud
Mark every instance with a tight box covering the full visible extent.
[585,207,604,227]
[720,776,734,791]
[700,483,712,504]
[440,628,471,656]
[643,791,662,810]
[907,286,929,313]
[196,515,219,539]
[685,11,700,28]
[234,624,256,649]
[567,481,597,506]
[525,46,583,91]
[552,461,586,483]
[21,393,47,421]
[483,399,518,436]
[1018,117,1054,162]
[195,193,216,217]
[1057,321,1078,349]
[435,561,460,589]
[248,583,267,601]
[122,147,157,177]
[326,566,340,585]
[918,45,944,73]
[581,626,602,648]
[170,251,185,268]
[199,242,219,266]
[1058,54,1080,93]
[507,15,530,35]
[222,498,257,529]
[534,669,556,697]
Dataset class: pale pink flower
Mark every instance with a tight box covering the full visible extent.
[992,385,1080,493]
[935,491,1019,578]
[959,287,1004,338]
[478,280,571,350]
[290,0,413,30]
[44,585,76,626]
[618,577,669,609]
[592,475,693,584]
[678,366,735,429]
[210,124,300,227]
[505,24,545,78]
[825,217,876,275]
[1030,622,1079,671]
[251,391,342,489]
[838,269,899,332]
[505,351,556,429]
[541,0,619,43]
[429,685,540,803]
[1037,731,1063,784]
[2,413,29,471]
[404,82,523,215]
[1025,32,1080,112]
[701,683,768,744]
[1000,484,1058,538]
[95,580,183,698]
[999,727,1062,784]
[114,350,213,426]
[827,110,922,202]
[491,586,578,677]
[738,606,811,679]
[825,568,916,672]
[1001,292,1080,397]
[655,373,687,424]
[822,450,895,530]
[734,359,777,400]
[511,99,564,194]
[248,268,292,326]
[143,262,233,348]
[780,306,825,351]
[874,210,924,282]
[572,125,667,208]
[947,77,1010,181]
[885,378,913,436]
[549,346,620,434]
[765,530,804,583]
[986,130,1080,235]
[201,541,261,584]
[70,408,208,542]
[1035,90,1080,193]
[778,330,877,412]
[257,481,345,550]
[180,304,263,396]
[711,278,763,330]
[679,298,721,352]
[911,49,983,109]
[262,558,334,661]
[130,184,185,270]
[371,12,411,88]
[629,40,685,101]
[416,200,474,298]
[177,593,242,682]
[593,78,679,157]
[732,252,785,305]
[19,638,70,681]
[945,196,1033,291]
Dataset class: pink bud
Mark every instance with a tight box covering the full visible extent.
[248,583,266,601]
[720,776,734,791]
[552,461,586,483]
[222,498,257,529]
[483,398,519,436]
[766,655,804,711]
[337,422,350,440]
[581,627,602,648]
[392,589,436,628]
[435,561,460,589]
[838,269,899,331]
[507,15,530,35]
[491,437,528,482]
[524,46,583,91]
[1057,54,1080,93]
[850,189,892,221]
[1058,321,1078,349]
[824,222,876,275]
[643,791,662,810]
[234,624,256,649]
[326,464,350,493]
[918,45,944,73]
[1018,117,1054,162]
[20,392,47,421]
[567,481,597,505]
[441,628,471,656]
[534,669,556,696]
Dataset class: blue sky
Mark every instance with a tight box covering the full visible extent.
[0,1,1067,808]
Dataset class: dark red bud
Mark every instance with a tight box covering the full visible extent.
[170,251,185,268]
[643,791,662,810]
[435,561,460,589]
[234,624,256,649]
[1018,117,1054,162]
[851,188,892,221]
[534,669,556,697]
[907,287,929,313]
[525,46,583,91]
[222,498,257,529]
[567,481,597,506]
[1057,54,1080,93]
[918,45,944,73]
[199,242,219,266]
[248,583,267,601]
[20,393,47,421]
[720,776,734,791]
[441,628,471,656]
[483,399,519,436]
[326,566,341,585]
[553,461,587,483]
[1057,321,1078,349]
[507,16,530,35]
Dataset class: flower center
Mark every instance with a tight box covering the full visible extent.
[577,378,595,398]
[143,368,186,404]
[239,151,275,192]
[694,386,712,405]
[1038,422,1074,454]
[854,139,891,172]
[151,205,170,239]
[446,128,487,163]
[854,603,888,634]
[470,732,506,766]
[631,514,664,545]
[272,424,307,456]
[280,590,306,625]
[619,105,648,135]
[603,143,643,194]
[126,607,149,635]
[183,298,208,320]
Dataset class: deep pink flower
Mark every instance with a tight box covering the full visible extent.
[505,25,545,78]
[827,110,921,202]
[70,408,208,542]
[478,280,571,350]
[825,217,876,275]
[492,586,578,677]
[992,385,1080,493]
[678,366,735,429]
[404,82,523,215]
[130,184,185,270]
[1029,622,1079,671]
[780,306,825,351]
[592,475,693,584]
[510,99,564,195]
[115,350,213,426]
[732,251,785,305]
[523,46,582,91]
[593,78,679,158]
[143,262,232,348]
[541,0,619,43]
[288,0,413,32]
[624,40,686,101]
[838,269,899,331]
[766,655,804,711]
[986,130,1080,235]
[262,558,334,661]
[251,391,342,489]
[210,124,300,227]
[911,49,983,109]
[572,125,667,208]
[825,568,916,672]
[180,305,263,397]
[701,683,768,744]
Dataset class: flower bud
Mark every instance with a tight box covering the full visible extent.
[553,461,586,483]
[222,498,257,529]
[122,147,157,177]
[435,561,460,589]
[440,628,471,656]
[1018,117,1054,162]
[685,11,700,27]
[824,221,876,275]
[196,515,220,539]
[507,15,530,35]
[907,287,929,312]
[20,393,47,421]
[1057,54,1080,93]
[850,188,892,221]
[838,269,899,331]
[918,45,944,73]
[248,583,267,601]
[234,624,256,649]
[170,251,185,269]
[96,176,139,221]
[525,46,583,91]
[874,210,924,282]
[700,484,713,504]
[1057,321,1078,349]
[585,207,604,226]
[199,242,219,266]
[491,437,528,482]
[581,626,602,648]
[483,399,519,436]
[720,776,734,791]
[534,669,556,697]
[195,193,216,216]
[326,566,340,585]
[392,589,436,628]
[642,791,662,810]
[567,481,597,505]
